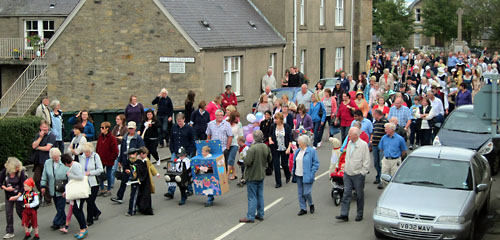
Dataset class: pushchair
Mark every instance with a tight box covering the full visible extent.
[330,151,346,206]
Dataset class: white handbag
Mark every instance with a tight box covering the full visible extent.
[65,175,90,200]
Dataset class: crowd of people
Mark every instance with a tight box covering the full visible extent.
[2,44,499,239]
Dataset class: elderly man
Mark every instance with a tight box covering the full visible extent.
[205,109,234,206]
[35,97,51,126]
[378,69,395,91]
[370,109,388,185]
[378,122,407,189]
[295,84,312,111]
[239,130,272,223]
[261,68,276,92]
[32,119,56,204]
[336,127,370,222]
[387,98,412,133]
[152,88,174,148]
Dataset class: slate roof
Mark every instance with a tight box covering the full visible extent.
[159,0,285,49]
[0,0,80,16]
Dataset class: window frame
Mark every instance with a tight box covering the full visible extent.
[335,47,344,71]
[414,33,421,48]
[300,0,306,26]
[320,0,325,26]
[415,8,421,23]
[224,56,242,96]
[300,49,306,75]
[24,19,55,49]
[335,0,344,27]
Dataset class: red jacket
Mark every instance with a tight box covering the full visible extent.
[221,92,238,109]
[96,133,119,167]
[206,101,220,121]
[337,100,359,127]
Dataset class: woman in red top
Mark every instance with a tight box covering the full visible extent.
[206,95,223,121]
[96,121,118,196]
[221,85,238,110]
[334,92,359,142]
[372,95,390,118]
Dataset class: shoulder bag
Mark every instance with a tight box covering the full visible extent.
[53,161,68,193]
[65,165,90,200]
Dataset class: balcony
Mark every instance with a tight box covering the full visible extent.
[0,38,45,62]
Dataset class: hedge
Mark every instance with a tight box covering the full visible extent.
[0,116,42,169]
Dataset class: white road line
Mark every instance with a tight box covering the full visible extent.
[214,197,284,240]
[315,170,329,180]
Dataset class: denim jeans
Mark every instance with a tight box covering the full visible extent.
[340,126,350,143]
[296,176,313,210]
[99,166,114,191]
[227,146,239,166]
[52,196,66,226]
[312,121,322,147]
[372,145,382,182]
[207,195,215,203]
[246,180,264,220]
[340,174,365,218]
[110,159,119,187]
[157,115,169,144]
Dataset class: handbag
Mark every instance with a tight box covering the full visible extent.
[53,162,68,193]
[93,155,106,184]
[65,165,90,200]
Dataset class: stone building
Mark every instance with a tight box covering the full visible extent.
[251,0,372,81]
[408,0,435,49]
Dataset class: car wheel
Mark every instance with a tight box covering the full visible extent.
[374,227,386,239]
[468,216,476,240]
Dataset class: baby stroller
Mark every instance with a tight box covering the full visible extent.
[330,151,346,206]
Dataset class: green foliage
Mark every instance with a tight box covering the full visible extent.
[373,0,414,49]
[421,0,460,45]
[0,116,42,168]
[489,0,500,45]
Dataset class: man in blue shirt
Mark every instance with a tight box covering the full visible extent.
[447,52,458,72]
[378,122,407,189]
[388,98,412,132]
[350,110,373,139]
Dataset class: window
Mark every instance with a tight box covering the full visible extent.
[415,9,421,23]
[24,20,55,48]
[335,47,344,71]
[269,53,276,78]
[320,0,325,26]
[224,56,241,95]
[300,0,305,26]
[414,34,421,48]
[335,0,344,26]
[300,50,306,75]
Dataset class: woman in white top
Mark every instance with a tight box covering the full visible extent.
[68,124,87,161]
[78,143,103,226]
[292,135,320,216]
[228,111,243,180]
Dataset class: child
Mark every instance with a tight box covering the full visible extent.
[328,137,342,174]
[125,147,147,216]
[201,146,212,158]
[236,136,249,187]
[19,178,40,240]
[174,147,191,205]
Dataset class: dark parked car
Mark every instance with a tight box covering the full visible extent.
[433,105,500,175]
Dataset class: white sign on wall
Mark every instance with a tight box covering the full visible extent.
[169,62,185,73]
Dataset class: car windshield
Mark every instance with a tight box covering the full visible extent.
[323,79,336,87]
[274,90,295,100]
[442,110,492,133]
[392,157,473,190]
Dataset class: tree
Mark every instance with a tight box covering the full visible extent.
[421,0,461,46]
[373,0,414,49]
[462,0,494,45]
[487,0,500,46]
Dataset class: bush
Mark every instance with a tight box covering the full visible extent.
[0,116,42,169]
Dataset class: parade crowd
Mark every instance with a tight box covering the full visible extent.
[2,44,499,239]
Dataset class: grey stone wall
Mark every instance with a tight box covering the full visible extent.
[1,64,27,97]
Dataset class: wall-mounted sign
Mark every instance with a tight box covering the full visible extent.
[169,62,185,73]
[160,57,195,63]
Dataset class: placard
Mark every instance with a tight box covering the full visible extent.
[169,62,185,74]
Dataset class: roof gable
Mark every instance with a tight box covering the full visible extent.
[158,0,285,49]
[0,0,80,16]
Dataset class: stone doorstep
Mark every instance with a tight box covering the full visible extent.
[0,151,172,212]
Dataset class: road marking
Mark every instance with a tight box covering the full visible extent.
[214,197,284,240]
[315,170,329,180]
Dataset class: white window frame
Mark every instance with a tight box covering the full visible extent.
[224,56,241,95]
[300,50,306,75]
[414,34,421,49]
[300,0,305,26]
[320,0,325,26]
[24,20,55,49]
[415,8,421,23]
[335,0,344,26]
[269,53,276,78]
[335,47,344,71]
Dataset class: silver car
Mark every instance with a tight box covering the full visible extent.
[373,146,492,240]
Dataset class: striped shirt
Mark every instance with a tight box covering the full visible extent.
[371,118,388,147]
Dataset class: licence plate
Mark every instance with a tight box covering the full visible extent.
[399,223,433,232]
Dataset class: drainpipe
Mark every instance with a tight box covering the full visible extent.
[293,0,297,66]
[350,0,354,74]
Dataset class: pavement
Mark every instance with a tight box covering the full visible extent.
[1,139,499,240]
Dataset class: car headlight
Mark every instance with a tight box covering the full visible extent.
[433,136,441,146]
[436,216,465,224]
[478,141,494,155]
[374,207,398,218]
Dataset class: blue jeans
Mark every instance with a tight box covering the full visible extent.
[227,146,238,166]
[110,159,119,187]
[99,166,114,191]
[372,145,382,182]
[340,174,365,217]
[246,180,264,220]
[296,176,313,210]
[313,121,322,147]
[52,196,66,226]
[157,115,169,144]
[207,195,215,203]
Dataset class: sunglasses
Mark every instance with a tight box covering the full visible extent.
[100,127,107,129]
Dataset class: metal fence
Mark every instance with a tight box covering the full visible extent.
[0,38,45,60]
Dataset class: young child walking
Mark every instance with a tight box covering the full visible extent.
[19,178,40,240]
[236,136,249,187]
[174,147,192,205]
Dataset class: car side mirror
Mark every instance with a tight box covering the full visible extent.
[434,123,442,128]
[476,184,488,192]
[381,174,392,182]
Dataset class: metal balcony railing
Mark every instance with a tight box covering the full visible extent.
[0,38,45,60]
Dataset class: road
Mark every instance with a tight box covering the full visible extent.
[5,140,500,240]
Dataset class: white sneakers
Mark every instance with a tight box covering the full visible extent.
[3,233,15,239]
